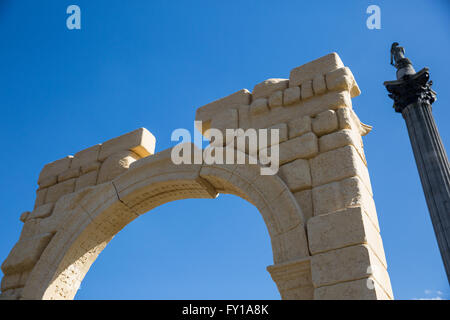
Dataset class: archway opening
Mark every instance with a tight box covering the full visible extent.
[74,194,279,299]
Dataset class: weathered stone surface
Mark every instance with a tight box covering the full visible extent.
[288,116,311,139]
[252,78,289,99]
[250,98,269,116]
[312,110,338,136]
[81,161,101,174]
[239,91,352,132]
[58,167,80,183]
[301,80,314,100]
[34,188,47,208]
[38,176,57,188]
[311,244,392,297]
[311,176,378,229]
[75,171,99,191]
[1,273,21,291]
[29,203,54,220]
[319,129,362,156]
[70,144,101,169]
[336,107,372,137]
[210,109,238,134]
[267,123,288,145]
[1,233,53,274]
[0,287,23,300]
[325,67,361,98]
[268,90,283,109]
[336,107,355,130]
[283,87,301,105]
[196,89,251,128]
[38,157,72,186]
[271,223,310,263]
[289,53,344,87]
[98,128,155,161]
[313,74,327,95]
[97,150,140,184]
[310,145,372,194]
[45,178,76,203]
[307,207,386,267]
[314,277,391,300]
[279,132,318,164]
[267,258,313,300]
[293,190,313,222]
[279,159,312,192]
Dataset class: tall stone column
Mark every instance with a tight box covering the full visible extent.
[384,43,450,282]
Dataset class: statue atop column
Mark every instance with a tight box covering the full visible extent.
[384,42,435,113]
[390,42,416,80]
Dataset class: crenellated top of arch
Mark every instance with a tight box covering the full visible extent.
[195,53,367,137]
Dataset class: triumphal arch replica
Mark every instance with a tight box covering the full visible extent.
[0,53,393,300]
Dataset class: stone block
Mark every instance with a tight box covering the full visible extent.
[98,128,155,161]
[97,150,140,184]
[337,107,356,130]
[313,74,327,95]
[210,108,238,132]
[37,157,72,186]
[271,223,310,263]
[38,176,57,188]
[196,89,251,127]
[283,87,301,105]
[288,116,311,139]
[45,179,76,203]
[210,109,239,145]
[314,277,391,300]
[311,244,391,296]
[318,129,361,154]
[35,188,47,208]
[267,258,313,300]
[1,273,21,291]
[29,203,54,220]
[289,53,344,87]
[0,288,23,300]
[279,159,312,192]
[267,123,288,145]
[307,207,386,267]
[268,90,283,109]
[1,232,54,274]
[252,78,288,99]
[58,167,80,183]
[293,189,313,222]
[312,176,379,231]
[250,98,269,116]
[325,67,361,98]
[301,80,314,100]
[336,107,372,137]
[279,132,318,164]
[75,170,99,191]
[310,145,372,194]
[81,161,101,174]
[312,110,338,136]
[70,144,101,168]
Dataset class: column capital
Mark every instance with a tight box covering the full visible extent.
[384,68,437,113]
[266,258,314,300]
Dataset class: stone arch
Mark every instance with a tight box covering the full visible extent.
[18,147,310,300]
[1,52,394,300]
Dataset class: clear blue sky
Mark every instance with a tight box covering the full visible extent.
[0,0,449,300]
